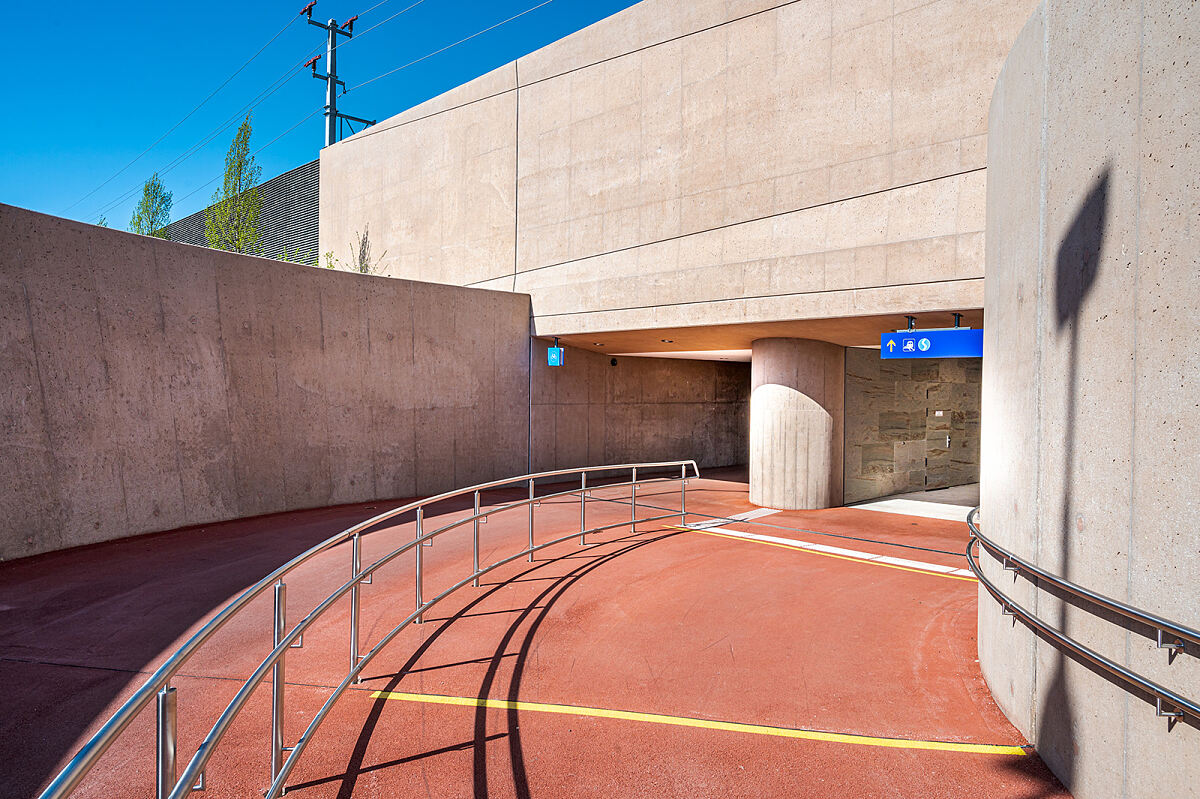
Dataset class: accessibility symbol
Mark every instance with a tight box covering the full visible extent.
[918,338,931,352]
[902,339,916,353]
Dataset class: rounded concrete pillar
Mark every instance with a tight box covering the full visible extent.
[749,338,845,510]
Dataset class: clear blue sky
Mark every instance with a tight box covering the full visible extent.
[4,0,638,228]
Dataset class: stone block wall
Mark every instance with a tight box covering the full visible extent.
[844,348,980,503]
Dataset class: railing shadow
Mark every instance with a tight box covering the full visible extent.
[321,526,681,799]
[0,500,406,799]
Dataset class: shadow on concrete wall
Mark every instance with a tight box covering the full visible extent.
[1035,164,1111,791]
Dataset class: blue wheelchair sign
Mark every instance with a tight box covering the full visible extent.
[881,328,982,359]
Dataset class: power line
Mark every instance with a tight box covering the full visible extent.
[84,0,421,224]
[340,0,427,44]
[62,11,301,216]
[343,0,554,94]
[87,70,304,222]
[87,41,327,223]
[173,106,325,207]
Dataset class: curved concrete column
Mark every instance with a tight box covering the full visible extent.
[978,3,1200,796]
[749,338,844,510]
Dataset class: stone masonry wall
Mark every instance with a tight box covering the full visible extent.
[844,348,980,503]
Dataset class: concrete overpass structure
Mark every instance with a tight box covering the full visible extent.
[319,0,1032,510]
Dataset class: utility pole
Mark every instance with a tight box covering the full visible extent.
[302,2,376,148]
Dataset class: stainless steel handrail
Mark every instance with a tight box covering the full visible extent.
[40,460,699,799]
[967,508,1200,650]
[966,507,1199,722]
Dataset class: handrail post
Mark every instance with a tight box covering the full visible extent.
[631,467,637,532]
[527,478,535,562]
[270,582,286,784]
[580,472,587,545]
[350,533,360,674]
[156,685,177,799]
[415,509,424,623]
[680,463,687,524]
[472,491,481,588]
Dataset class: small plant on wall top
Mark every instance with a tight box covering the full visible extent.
[321,225,387,274]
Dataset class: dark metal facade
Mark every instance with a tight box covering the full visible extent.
[164,159,319,263]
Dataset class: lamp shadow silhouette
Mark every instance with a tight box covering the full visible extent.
[1031,164,1110,795]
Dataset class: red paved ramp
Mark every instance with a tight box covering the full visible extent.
[0,471,1069,798]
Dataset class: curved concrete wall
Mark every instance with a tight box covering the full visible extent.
[749,338,843,509]
[0,204,531,561]
[979,2,1199,797]
[321,0,1037,336]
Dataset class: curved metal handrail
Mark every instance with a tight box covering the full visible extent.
[968,508,1200,650]
[966,507,1199,722]
[41,460,699,799]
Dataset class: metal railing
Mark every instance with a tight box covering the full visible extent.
[966,507,1200,723]
[40,460,699,799]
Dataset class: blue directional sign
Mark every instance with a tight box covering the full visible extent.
[547,346,565,367]
[880,328,983,359]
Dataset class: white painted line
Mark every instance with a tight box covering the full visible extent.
[685,525,973,577]
[683,507,781,529]
[850,499,973,523]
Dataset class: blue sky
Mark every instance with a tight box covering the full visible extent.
[4,0,638,228]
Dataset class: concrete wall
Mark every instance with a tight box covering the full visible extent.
[531,341,748,471]
[979,2,1199,797]
[321,0,1037,335]
[844,350,980,504]
[0,204,531,561]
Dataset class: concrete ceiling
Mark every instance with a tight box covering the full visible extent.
[551,310,984,360]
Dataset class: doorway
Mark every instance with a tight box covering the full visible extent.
[843,350,981,504]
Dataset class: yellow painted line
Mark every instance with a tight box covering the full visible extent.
[669,526,977,583]
[370,690,1027,756]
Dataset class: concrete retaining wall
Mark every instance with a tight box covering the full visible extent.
[531,341,748,471]
[0,204,531,561]
[979,2,1199,796]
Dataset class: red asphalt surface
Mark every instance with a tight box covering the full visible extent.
[0,469,1069,799]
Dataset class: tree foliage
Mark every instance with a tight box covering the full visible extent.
[205,114,262,253]
[129,173,172,238]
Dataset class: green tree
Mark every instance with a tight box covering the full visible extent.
[129,173,172,238]
[204,114,262,253]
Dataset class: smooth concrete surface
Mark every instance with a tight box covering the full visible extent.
[851,499,974,523]
[748,338,843,509]
[978,2,1199,798]
[320,0,1038,338]
[0,204,531,561]
[844,349,981,503]
[531,341,749,471]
